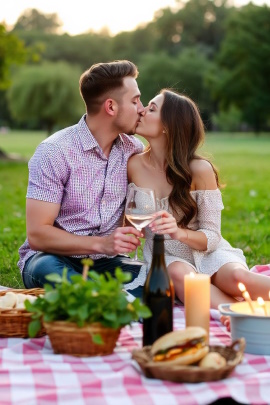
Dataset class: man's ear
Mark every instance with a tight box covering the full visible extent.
[104,99,117,116]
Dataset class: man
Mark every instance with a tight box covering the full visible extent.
[18,60,145,297]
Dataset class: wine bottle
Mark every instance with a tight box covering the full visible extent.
[143,233,174,346]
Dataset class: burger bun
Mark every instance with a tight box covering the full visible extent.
[151,327,209,366]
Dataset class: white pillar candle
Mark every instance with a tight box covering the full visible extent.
[184,273,210,342]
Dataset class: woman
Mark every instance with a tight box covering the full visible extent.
[126,89,270,309]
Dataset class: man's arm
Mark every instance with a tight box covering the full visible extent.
[26,199,142,257]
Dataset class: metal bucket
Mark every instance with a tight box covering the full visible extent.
[219,303,270,355]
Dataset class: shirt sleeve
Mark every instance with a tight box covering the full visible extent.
[27,142,69,204]
[195,189,224,252]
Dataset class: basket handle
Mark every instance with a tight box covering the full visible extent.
[229,338,246,353]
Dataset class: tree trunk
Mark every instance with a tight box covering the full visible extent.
[0,148,9,159]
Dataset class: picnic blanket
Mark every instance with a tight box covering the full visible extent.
[0,264,270,405]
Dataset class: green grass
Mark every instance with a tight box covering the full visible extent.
[201,134,270,268]
[0,131,269,288]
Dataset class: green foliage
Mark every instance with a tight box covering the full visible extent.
[212,4,270,131]
[1,2,270,132]
[13,8,62,34]
[138,52,178,104]
[212,105,243,132]
[7,62,84,134]
[25,267,151,338]
[151,0,230,55]
[138,48,213,118]
[36,33,113,71]
[0,24,26,89]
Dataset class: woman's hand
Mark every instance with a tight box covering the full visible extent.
[149,210,187,241]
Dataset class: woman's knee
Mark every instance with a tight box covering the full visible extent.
[215,263,249,285]
[168,262,195,282]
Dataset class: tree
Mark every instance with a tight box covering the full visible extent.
[149,0,231,56]
[137,52,179,105]
[0,24,26,89]
[7,62,84,134]
[0,24,26,158]
[13,8,62,34]
[137,48,214,126]
[211,4,270,132]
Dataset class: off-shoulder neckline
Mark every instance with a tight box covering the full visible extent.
[129,183,220,202]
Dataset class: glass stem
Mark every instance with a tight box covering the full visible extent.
[133,247,138,261]
[133,227,142,262]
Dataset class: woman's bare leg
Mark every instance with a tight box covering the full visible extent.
[168,262,236,309]
[209,283,237,309]
[212,263,270,300]
[168,262,195,303]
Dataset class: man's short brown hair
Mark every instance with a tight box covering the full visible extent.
[79,60,139,114]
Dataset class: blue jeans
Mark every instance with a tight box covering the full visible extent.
[22,253,144,299]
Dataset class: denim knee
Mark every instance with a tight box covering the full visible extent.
[22,253,79,288]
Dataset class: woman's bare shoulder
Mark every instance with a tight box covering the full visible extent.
[190,159,217,190]
[127,151,148,182]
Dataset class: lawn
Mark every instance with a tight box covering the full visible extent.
[0,130,269,288]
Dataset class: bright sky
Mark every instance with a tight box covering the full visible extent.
[1,0,269,36]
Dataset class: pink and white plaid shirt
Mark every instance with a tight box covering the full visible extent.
[18,115,143,272]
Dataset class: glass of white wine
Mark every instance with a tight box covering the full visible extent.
[125,186,157,261]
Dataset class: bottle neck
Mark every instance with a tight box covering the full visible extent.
[152,234,165,265]
[152,239,165,256]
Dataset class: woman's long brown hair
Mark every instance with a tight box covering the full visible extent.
[157,89,220,227]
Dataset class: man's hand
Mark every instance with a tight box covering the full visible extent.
[26,199,143,257]
[102,226,143,256]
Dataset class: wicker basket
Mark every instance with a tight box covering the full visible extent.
[0,288,46,338]
[132,338,245,383]
[44,321,121,357]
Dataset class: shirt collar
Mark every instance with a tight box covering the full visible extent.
[78,114,124,152]
[77,114,99,151]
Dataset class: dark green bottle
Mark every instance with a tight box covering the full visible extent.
[143,233,174,346]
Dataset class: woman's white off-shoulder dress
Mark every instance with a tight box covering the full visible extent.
[125,184,248,290]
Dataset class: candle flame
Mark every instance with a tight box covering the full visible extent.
[257,297,268,316]
[243,291,251,300]
[238,282,246,292]
[242,290,255,314]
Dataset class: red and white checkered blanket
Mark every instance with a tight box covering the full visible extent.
[0,264,270,405]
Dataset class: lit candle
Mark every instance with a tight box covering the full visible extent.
[238,283,255,314]
[242,291,255,314]
[257,297,268,316]
[238,282,246,293]
[184,273,210,342]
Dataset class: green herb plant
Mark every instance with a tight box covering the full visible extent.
[25,262,151,344]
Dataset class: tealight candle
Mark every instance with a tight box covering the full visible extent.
[184,273,210,342]
[257,297,268,316]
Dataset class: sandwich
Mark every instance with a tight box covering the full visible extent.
[150,327,209,366]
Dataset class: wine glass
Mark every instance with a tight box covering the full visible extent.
[125,186,157,261]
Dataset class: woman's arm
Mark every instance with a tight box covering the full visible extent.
[149,159,222,251]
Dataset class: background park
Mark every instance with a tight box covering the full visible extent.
[0,0,269,288]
